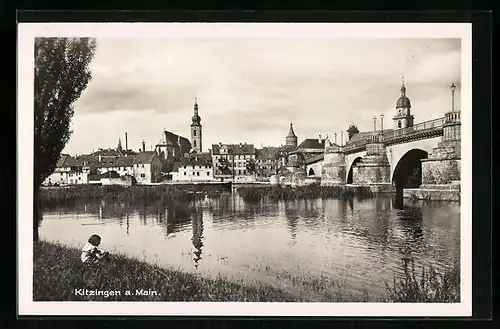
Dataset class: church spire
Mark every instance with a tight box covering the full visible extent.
[285,122,298,148]
[400,76,406,96]
[191,97,201,125]
[117,138,122,150]
[287,122,297,138]
[191,97,202,153]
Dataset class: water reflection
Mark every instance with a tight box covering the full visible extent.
[165,200,192,235]
[40,195,460,298]
[191,211,204,267]
[283,201,299,241]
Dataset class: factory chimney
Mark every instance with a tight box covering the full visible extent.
[125,132,128,151]
[142,140,146,152]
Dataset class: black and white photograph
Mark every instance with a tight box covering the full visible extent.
[18,22,472,317]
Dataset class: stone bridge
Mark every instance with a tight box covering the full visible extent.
[318,112,461,191]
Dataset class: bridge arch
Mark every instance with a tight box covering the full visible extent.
[346,157,363,184]
[391,148,428,188]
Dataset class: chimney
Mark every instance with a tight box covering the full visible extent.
[125,132,128,151]
[318,134,322,143]
[142,140,145,152]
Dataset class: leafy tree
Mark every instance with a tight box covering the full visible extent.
[217,157,232,175]
[347,124,360,139]
[34,37,97,241]
[245,158,256,174]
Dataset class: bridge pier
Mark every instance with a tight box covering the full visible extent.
[405,110,461,201]
[321,143,346,186]
[282,153,308,187]
[351,135,391,189]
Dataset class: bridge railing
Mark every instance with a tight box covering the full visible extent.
[343,139,370,151]
[381,117,446,140]
[343,116,446,152]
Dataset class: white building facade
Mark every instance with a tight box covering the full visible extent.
[172,156,214,182]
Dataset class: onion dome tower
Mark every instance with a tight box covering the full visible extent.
[393,77,414,129]
[190,98,202,153]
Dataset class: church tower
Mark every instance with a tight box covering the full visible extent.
[190,98,202,153]
[285,122,298,148]
[117,138,122,151]
[393,78,414,129]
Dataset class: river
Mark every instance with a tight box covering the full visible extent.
[39,193,460,300]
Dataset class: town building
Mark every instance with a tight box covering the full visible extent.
[155,130,192,160]
[133,151,163,184]
[190,98,203,153]
[43,154,88,185]
[97,156,134,176]
[171,154,213,182]
[290,135,327,161]
[211,143,256,180]
[255,146,281,178]
[100,171,135,186]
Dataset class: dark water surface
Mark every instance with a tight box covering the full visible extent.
[39,193,460,299]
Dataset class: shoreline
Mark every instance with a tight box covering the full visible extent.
[33,241,460,303]
[38,183,459,207]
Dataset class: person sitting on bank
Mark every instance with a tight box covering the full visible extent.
[81,234,109,264]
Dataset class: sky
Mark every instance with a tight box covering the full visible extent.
[63,37,461,155]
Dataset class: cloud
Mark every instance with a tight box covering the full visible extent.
[63,37,462,155]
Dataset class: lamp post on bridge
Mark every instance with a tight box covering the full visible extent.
[450,82,456,112]
[380,114,384,133]
[373,116,377,132]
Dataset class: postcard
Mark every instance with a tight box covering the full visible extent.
[17,22,472,317]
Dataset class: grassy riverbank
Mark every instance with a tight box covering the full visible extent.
[33,241,459,302]
[39,184,231,207]
[236,183,374,202]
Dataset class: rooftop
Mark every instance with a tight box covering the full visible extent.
[178,156,212,167]
[133,151,157,164]
[256,147,281,160]
[99,156,134,168]
[296,138,326,151]
[211,143,255,155]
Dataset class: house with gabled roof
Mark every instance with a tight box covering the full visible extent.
[211,142,256,180]
[255,146,282,178]
[171,154,214,182]
[155,130,192,160]
[133,151,162,184]
[42,154,89,186]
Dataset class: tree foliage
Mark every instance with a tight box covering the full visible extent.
[217,157,232,175]
[347,124,360,139]
[34,37,97,188]
[245,158,256,174]
[34,37,97,242]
